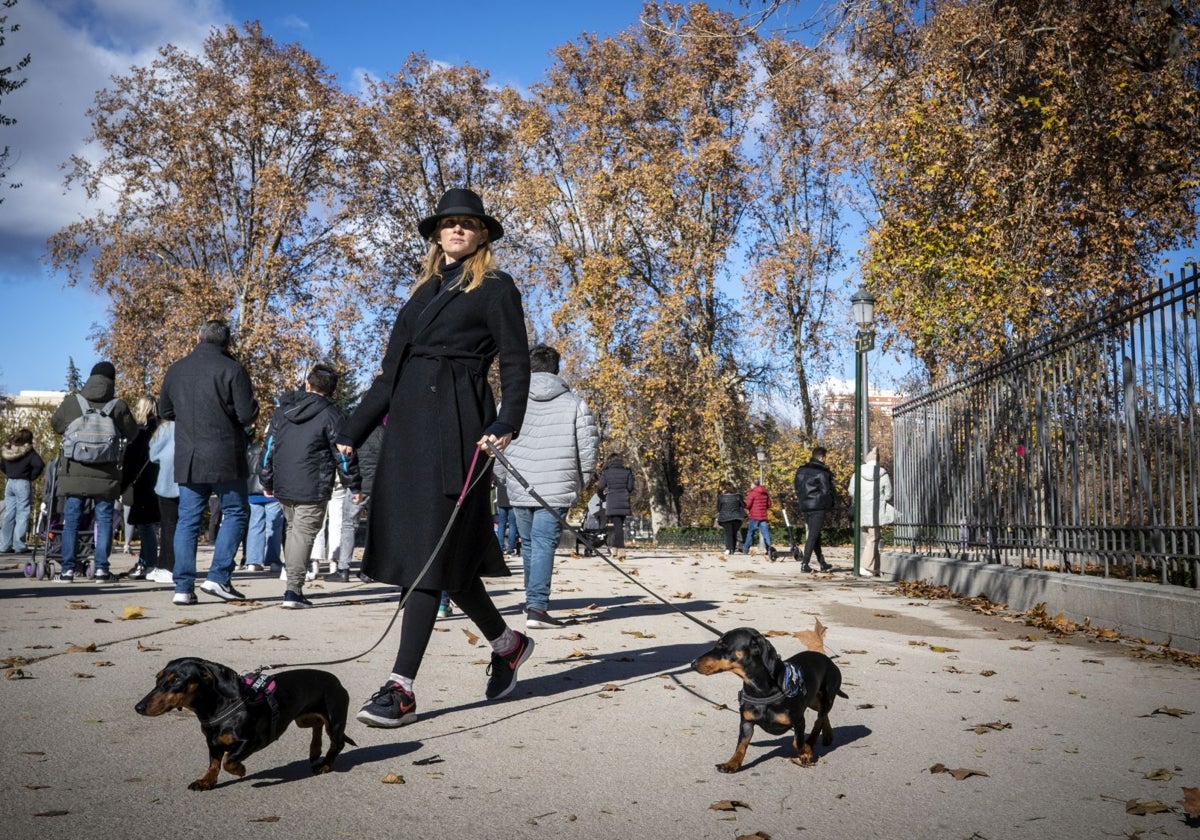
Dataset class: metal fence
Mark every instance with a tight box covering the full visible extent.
[892,263,1199,588]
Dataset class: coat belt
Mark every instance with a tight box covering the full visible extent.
[406,345,491,494]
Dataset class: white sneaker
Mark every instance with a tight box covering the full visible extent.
[146,567,175,584]
[244,564,263,572]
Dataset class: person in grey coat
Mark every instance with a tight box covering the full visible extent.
[159,319,259,605]
[50,361,138,581]
[494,344,599,629]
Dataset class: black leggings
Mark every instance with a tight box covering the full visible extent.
[391,576,507,679]
[721,520,741,552]
[608,515,626,548]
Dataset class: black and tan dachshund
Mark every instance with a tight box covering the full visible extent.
[691,627,847,773]
[135,656,357,790]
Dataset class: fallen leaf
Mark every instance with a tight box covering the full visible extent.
[673,591,692,599]
[621,630,656,639]
[66,603,93,610]
[967,721,1012,734]
[137,641,161,652]
[92,661,114,667]
[930,645,959,653]
[176,618,199,626]
[269,634,290,641]
[793,618,827,653]
[381,772,405,784]
[34,810,70,817]
[874,612,895,618]
[24,784,50,790]
[555,633,584,641]
[1082,659,1104,665]
[709,800,751,812]
[1125,798,1173,815]
[1004,696,1020,702]
[461,629,480,646]
[1144,769,1174,781]
[1181,786,1200,819]
[6,667,27,680]
[121,606,147,620]
[248,816,280,823]
[73,673,94,679]
[566,649,592,659]
[764,629,790,637]
[1148,706,1194,718]
[736,833,771,840]
[65,643,97,653]
[979,670,997,677]
[412,755,444,766]
[601,684,621,692]
[930,763,988,780]
[1010,645,1034,651]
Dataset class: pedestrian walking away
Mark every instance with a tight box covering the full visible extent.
[158,319,260,606]
[715,484,745,556]
[335,187,534,728]
[741,479,773,555]
[49,362,139,581]
[793,446,835,573]
[847,447,894,577]
[494,343,599,630]
[596,452,634,559]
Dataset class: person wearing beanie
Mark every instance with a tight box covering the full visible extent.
[50,360,138,581]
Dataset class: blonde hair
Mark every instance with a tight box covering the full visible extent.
[416,240,497,294]
[132,395,158,426]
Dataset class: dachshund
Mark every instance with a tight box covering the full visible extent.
[691,627,847,773]
[135,656,357,790]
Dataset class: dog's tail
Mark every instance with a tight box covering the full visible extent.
[837,689,849,699]
[344,735,359,746]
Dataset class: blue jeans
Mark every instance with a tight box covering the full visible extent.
[246,498,284,568]
[496,506,518,552]
[742,518,772,552]
[514,506,565,612]
[62,495,114,575]
[174,481,248,594]
[1,477,32,551]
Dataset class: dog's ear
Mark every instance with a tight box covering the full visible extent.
[757,636,783,683]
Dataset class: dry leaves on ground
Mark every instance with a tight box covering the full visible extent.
[65,643,97,653]
[1180,786,1200,819]
[380,772,405,784]
[709,800,751,812]
[967,720,1012,734]
[1144,706,1194,718]
[121,606,147,620]
[930,763,988,780]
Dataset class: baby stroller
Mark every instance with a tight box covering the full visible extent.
[575,493,608,556]
[768,493,803,562]
[25,458,95,580]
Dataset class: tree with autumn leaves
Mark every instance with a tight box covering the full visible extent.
[47,2,1199,530]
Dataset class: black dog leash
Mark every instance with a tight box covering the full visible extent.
[483,440,722,639]
[254,445,492,673]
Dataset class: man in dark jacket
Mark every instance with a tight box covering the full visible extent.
[258,364,359,608]
[50,362,139,581]
[793,446,835,573]
[159,320,259,605]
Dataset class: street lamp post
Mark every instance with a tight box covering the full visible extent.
[756,447,766,485]
[851,286,876,577]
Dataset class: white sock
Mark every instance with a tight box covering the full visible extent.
[388,673,414,693]
[490,627,519,655]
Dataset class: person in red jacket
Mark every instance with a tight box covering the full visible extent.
[740,480,773,555]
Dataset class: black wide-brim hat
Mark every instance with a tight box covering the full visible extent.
[418,188,504,242]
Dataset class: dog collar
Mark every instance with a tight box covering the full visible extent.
[200,697,246,728]
[739,688,785,707]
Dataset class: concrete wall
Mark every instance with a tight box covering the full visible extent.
[885,551,1200,654]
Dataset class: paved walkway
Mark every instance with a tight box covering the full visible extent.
[1,545,1197,839]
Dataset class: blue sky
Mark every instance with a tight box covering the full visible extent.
[1,0,743,393]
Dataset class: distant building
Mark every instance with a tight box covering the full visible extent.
[817,378,903,422]
[2,390,68,424]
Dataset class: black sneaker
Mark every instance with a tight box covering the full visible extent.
[357,681,417,728]
[199,579,246,601]
[818,562,833,572]
[324,568,350,583]
[55,571,75,583]
[127,564,148,580]
[485,632,535,701]
[525,608,564,629]
[356,570,374,583]
[800,564,812,573]
[93,569,120,582]
[281,589,313,609]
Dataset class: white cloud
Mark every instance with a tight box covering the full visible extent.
[0,0,230,278]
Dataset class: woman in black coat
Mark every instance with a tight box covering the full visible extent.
[597,452,635,554]
[337,188,532,728]
[122,395,161,578]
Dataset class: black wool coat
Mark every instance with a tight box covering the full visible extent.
[597,461,635,517]
[121,420,161,525]
[159,343,259,484]
[338,265,530,592]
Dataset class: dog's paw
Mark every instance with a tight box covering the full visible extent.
[188,779,215,791]
[223,760,246,777]
[716,762,741,774]
[312,760,334,775]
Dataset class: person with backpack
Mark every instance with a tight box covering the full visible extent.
[793,446,835,573]
[50,361,138,582]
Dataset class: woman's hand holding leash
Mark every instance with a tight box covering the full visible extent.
[477,432,511,454]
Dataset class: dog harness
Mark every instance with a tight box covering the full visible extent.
[738,663,805,708]
[243,672,282,740]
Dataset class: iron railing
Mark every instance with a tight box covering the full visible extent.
[892,263,1199,588]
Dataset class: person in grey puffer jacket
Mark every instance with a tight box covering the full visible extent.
[494,344,598,629]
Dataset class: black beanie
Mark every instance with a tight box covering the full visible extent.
[90,361,116,380]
